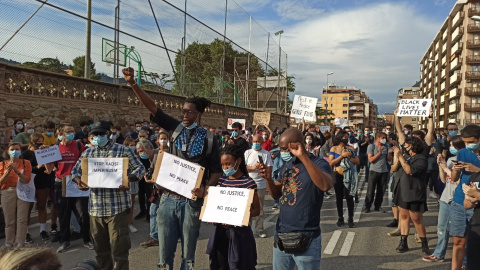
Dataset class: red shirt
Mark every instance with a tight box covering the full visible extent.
[261,139,272,151]
[55,141,85,178]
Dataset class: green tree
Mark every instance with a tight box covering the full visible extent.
[315,107,335,125]
[266,68,296,93]
[20,57,66,74]
[70,55,101,80]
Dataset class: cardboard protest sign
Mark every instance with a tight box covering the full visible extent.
[80,158,129,188]
[253,112,271,126]
[334,118,347,128]
[63,175,89,197]
[17,172,36,202]
[200,187,254,226]
[319,126,331,133]
[227,118,246,130]
[290,95,318,122]
[34,145,62,165]
[151,151,204,200]
[397,99,432,117]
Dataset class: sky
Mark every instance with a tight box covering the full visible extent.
[0,0,456,114]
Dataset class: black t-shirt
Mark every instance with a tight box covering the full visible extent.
[232,137,249,155]
[358,135,373,154]
[467,173,480,238]
[150,108,222,184]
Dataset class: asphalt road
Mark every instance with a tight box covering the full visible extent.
[2,170,452,270]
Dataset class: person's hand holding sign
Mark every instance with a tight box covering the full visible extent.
[192,186,206,198]
[74,176,89,191]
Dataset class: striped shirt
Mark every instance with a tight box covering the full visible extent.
[71,140,145,217]
[217,175,257,189]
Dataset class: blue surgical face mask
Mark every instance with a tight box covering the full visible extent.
[449,147,458,156]
[154,133,158,138]
[281,151,293,162]
[348,132,351,136]
[466,143,479,151]
[364,131,370,135]
[65,133,75,141]
[139,153,149,159]
[93,135,108,147]
[57,135,63,141]
[16,124,23,130]
[223,161,238,176]
[372,131,377,134]
[9,150,21,158]
[181,122,197,130]
[110,134,117,140]
[253,143,261,150]
[232,131,239,137]
[449,131,458,137]
[46,131,54,137]
[129,146,136,152]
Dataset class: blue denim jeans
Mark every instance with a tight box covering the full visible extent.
[157,194,203,270]
[273,235,322,270]
[432,200,451,258]
[149,202,159,241]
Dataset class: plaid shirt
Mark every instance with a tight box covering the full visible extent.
[71,140,145,217]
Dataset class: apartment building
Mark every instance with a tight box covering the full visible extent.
[321,84,378,129]
[420,0,480,129]
[397,82,422,130]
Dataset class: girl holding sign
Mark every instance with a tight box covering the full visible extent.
[0,142,32,247]
[206,144,260,270]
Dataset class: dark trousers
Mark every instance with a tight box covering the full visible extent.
[333,172,354,219]
[357,153,370,180]
[59,196,90,243]
[90,209,131,270]
[137,179,152,213]
[365,171,388,209]
[427,170,439,193]
[53,182,64,227]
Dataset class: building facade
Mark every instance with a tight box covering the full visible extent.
[420,0,480,129]
[397,82,422,130]
[321,84,378,130]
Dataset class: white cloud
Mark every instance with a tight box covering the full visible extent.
[273,0,324,21]
[278,2,440,113]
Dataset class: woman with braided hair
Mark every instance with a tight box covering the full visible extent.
[206,144,260,270]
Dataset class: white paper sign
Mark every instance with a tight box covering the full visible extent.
[227,118,246,130]
[201,187,251,226]
[397,99,432,117]
[319,126,331,133]
[17,173,36,202]
[290,95,318,122]
[65,175,89,197]
[34,145,62,165]
[87,158,124,188]
[156,153,201,200]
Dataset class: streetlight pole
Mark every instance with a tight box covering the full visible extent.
[275,30,284,114]
[428,59,436,128]
[85,0,92,79]
[325,72,334,125]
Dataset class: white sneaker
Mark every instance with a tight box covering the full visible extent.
[128,224,138,233]
[429,192,437,199]
[258,233,267,238]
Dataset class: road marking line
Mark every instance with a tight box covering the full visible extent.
[323,230,342,255]
[339,231,355,256]
[353,178,367,223]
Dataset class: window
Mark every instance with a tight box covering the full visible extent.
[342,111,348,114]
[325,97,328,101]
[331,97,333,101]
[343,97,348,101]
[331,104,333,107]
[411,118,417,121]
[343,104,348,107]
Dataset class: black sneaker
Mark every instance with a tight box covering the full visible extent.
[336,217,345,227]
[57,241,71,253]
[51,234,61,243]
[40,231,49,241]
[134,211,148,220]
[348,218,355,228]
[25,233,33,244]
[362,207,370,213]
[386,219,398,228]
[374,207,386,213]
[50,225,58,235]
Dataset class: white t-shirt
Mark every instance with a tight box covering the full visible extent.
[439,156,459,203]
[244,148,273,189]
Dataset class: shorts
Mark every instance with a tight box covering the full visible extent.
[130,181,139,195]
[449,201,474,237]
[34,176,50,190]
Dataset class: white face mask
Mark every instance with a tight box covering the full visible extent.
[27,129,35,134]
[262,135,267,140]
[306,139,312,145]
[380,138,387,145]
[159,139,167,146]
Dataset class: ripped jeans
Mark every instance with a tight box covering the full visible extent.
[157,193,203,270]
[432,200,450,259]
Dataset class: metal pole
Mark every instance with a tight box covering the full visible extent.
[263,33,270,110]
[325,75,328,125]
[277,34,281,113]
[84,0,92,79]
[220,0,227,103]
[246,15,251,108]
[181,0,187,96]
[285,53,288,114]
[113,5,118,84]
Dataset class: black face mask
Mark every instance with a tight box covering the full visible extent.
[341,138,349,145]
[35,143,43,148]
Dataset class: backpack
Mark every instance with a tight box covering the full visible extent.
[170,124,214,157]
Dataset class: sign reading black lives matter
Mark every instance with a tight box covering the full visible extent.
[290,95,318,122]
[397,99,432,117]
[200,186,254,226]
[152,151,204,200]
[34,145,62,165]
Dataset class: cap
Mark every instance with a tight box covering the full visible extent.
[89,120,111,135]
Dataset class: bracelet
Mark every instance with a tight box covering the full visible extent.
[129,81,138,87]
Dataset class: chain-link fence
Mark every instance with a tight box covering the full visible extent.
[0,0,287,109]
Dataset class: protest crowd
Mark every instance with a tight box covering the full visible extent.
[0,67,480,270]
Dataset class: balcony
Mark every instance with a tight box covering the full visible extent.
[449,103,461,113]
[349,98,365,104]
[465,87,480,95]
[442,29,448,42]
[441,80,446,91]
[441,95,445,103]
[467,55,480,64]
[349,106,364,111]
[452,41,463,54]
[450,57,463,71]
[442,42,447,54]
[449,88,462,98]
[442,55,447,67]
[450,72,462,83]
[467,39,480,49]
[440,107,445,115]
[350,113,364,117]
[452,27,464,42]
[465,103,480,112]
[468,24,480,33]
[466,71,480,80]
[466,119,480,125]
[469,7,480,17]
[453,11,464,28]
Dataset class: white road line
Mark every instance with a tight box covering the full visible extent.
[323,230,342,255]
[353,177,367,223]
[339,231,355,256]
